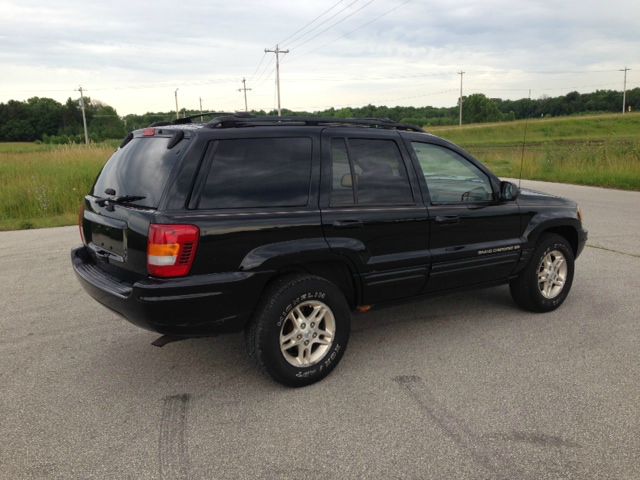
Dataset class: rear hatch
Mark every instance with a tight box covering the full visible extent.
[81,130,187,278]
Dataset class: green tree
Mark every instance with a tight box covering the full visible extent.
[463,94,504,123]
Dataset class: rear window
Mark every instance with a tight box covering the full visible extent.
[198,137,312,209]
[92,137,176,208]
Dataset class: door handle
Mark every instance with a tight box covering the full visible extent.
[435,215,459,224]
[332,219,364,229]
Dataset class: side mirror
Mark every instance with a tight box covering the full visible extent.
[500,181,519,201]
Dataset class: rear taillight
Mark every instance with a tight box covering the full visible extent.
[147,224,199,278]
[79,204,86,245]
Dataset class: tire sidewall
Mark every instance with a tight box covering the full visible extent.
[258,278,350,386]
[530,237,575,311]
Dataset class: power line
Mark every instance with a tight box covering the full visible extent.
[288,0,411,61]
[288,0,378,53]
[298,87,458,111]
[286,0,361,50]
[467,82,621,93]
[253,56,275,86]
[277,0,346,46]
[248,52,267,82]
[254,65,277,93]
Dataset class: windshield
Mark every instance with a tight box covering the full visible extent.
[92,137,175,208]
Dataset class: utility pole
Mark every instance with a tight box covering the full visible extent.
[620,67,631,114]
[77,86,89,144]
[238,78,252,112]
[264,44,289,116]
[199,97,203,122]
[174,88,179,119]
[457,71,465,126]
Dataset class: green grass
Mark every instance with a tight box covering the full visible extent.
[429,113,640,190]
[0,113,638,231]
[0,143,114,231]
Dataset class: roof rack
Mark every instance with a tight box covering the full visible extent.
[148,112,245,127]
[204,114,425,132]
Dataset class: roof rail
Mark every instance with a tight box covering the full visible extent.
[148,112,246,127]
[204,114,425,132]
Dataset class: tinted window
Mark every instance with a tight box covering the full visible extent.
[92,137,175,208]
[348,138,413,205]
[199,137,311,209]
[330,138,355,206]
[412,142,493,204]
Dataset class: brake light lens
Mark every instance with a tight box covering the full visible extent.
[143,128,156,137]
[147,224,199,278]
[79,204,86,245]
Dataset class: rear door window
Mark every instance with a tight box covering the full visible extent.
[92,137,175,208]
[199,137,312,209]
[328,138,413,206]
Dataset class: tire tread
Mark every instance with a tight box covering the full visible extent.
[245,274,349,387]
[510,233,575,313]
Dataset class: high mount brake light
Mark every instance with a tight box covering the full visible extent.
[147,224,199,278]
[143,128,156,137]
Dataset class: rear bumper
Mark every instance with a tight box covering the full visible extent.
[71,246,270,335]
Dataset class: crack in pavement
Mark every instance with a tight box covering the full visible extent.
[586,244,640,259]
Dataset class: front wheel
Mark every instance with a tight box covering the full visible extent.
[510,233,575,312]
[246,275,351,387]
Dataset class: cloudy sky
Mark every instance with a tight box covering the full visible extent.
[1,0,638,115]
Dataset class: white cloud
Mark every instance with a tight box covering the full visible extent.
[0,0,638,114]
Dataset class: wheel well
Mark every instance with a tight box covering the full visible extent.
[274,261,358,308]
[543,226,578,256]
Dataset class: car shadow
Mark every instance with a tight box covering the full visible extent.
[90,285,520,395]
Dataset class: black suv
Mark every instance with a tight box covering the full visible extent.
[72,114,587,387]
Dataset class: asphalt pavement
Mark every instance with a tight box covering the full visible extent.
[1,179,638,479]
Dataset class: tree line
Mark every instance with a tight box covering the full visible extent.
[0,97,126,143]
[1,88,638,142]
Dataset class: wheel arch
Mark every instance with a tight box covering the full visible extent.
[538,225,579,257]
[273,260,360,309]
[523,213,582,258]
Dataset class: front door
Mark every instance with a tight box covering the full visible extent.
[407,140,522,292]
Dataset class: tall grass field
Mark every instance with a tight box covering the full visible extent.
[0,113,638,231]
[430,112,640,190]
[0,142,116,231]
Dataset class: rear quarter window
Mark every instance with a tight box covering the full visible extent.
[198,137,312,209]
[92,137,176,208]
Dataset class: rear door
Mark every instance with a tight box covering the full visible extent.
[81,132,189,276]
[405,138,522,292]
[320,129,429,304]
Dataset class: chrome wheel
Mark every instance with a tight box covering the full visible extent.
[537,249,567,299]
[279,300,336,367]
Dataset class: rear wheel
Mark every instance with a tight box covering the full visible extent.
[510,233,575,312]
[246,275,350,387]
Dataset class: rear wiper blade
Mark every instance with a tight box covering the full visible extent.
[95,195,147,206]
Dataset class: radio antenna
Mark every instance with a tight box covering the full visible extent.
[518,90,533,188]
